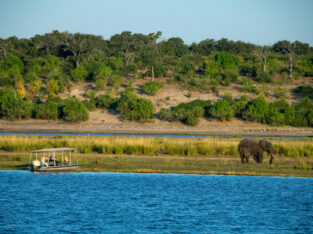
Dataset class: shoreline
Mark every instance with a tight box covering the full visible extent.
[1,153,312,178]
[1,168,312,178]
[0,120,312,137]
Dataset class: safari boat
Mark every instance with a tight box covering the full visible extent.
[29,148,81,172]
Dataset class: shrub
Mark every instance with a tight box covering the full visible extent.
[159,108,175,121]
[62,97,89,122]
[208,100,234,121]
[0,90,33,120]
[241,78,260,94]
[94,95,114,109]
[292,97,313,127]
[95,78,105,90]
[116,91,155,121]
[108,74,122,89]
[293,86,313,98]
[141,81,163,96]
[274,86,289,99]
[256,71,273,83]
[159,100,211,126]
[35,102,58,120]
[71,66,88,82]
[184,111,199,126]
[82,100,97,111]
[223,92,233,104]
[232,95,249,118]
[242,97,268,122]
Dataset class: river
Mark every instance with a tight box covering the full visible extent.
[0,171,312,233]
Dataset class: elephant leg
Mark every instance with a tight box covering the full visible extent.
[240,153,245,164]
[257,151,263,163]
[243,149,250,164]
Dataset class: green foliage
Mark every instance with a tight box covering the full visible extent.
[115,91,155,121]
[35,102,58,120]
[108,74,122,89]
[274,86,289,99]
[0,90,33,120]
[215,51,238,70]
[242,97,268,122]
[208,100,234,121]
[241,78,260,94]
[293,85,313,98]
[293,97,313,127]
[82,100,97,111]
[141,81,163,96]
[232,95,249,118]
[159,99,211,125]
[2,55,24,74]
[95,78,105,90]
[94,95,114,108]
[62,97,89,122]
[223,92,233,104]
[256,71,273,83]
[297,57,313,77]
[71,66,88,82]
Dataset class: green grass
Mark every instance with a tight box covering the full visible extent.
[1,153,312,177]
[0,135,312,177]
[0,135,312,157]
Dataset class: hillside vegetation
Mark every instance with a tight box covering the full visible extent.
[0,31,312,127]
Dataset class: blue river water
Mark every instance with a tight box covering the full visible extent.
[0,171,312,233]
[0,132,311,139]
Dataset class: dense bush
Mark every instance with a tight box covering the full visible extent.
[293,85,313,98]
[256,71,273,83]
[35,102,58,120]
[0,90,33,120]
[241,78,260,94]
[62,97,89,123]
[82,99,97,111]
[116,91,155,121]
[94,95,114,109]
[232,95,249,118]
[71,66,88,82]
[159,99,210,125]
[293,97,313,127]
[242,97,268,122]
[141,81,163,96]
[208,100,234,121]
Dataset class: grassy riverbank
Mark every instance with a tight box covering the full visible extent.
[0,135,312,176]
[1,153,313,177]
[0,135,312,157]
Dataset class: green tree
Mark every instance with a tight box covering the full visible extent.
[141,81,163,96]
[71,66,88,82]
[0,90,33,120]
[36,102,58,120]
[116,91,155,121]
[208,100,234,121]
[62,97,89,122]
[242,97,268,122]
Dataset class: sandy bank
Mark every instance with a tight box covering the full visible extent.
[0,119,312,137]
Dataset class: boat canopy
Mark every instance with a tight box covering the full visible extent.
[31,148,76,153]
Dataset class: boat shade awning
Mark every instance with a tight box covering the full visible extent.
[31,148,76,153]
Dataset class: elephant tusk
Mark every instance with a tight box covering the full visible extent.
[271,154,276,158]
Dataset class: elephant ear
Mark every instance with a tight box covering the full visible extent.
[259,140,267,150]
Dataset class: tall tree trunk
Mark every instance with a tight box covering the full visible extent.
[76,59,81,67]
[263,59,267,72]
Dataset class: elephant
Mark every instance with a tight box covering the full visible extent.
[238,138,276,164]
